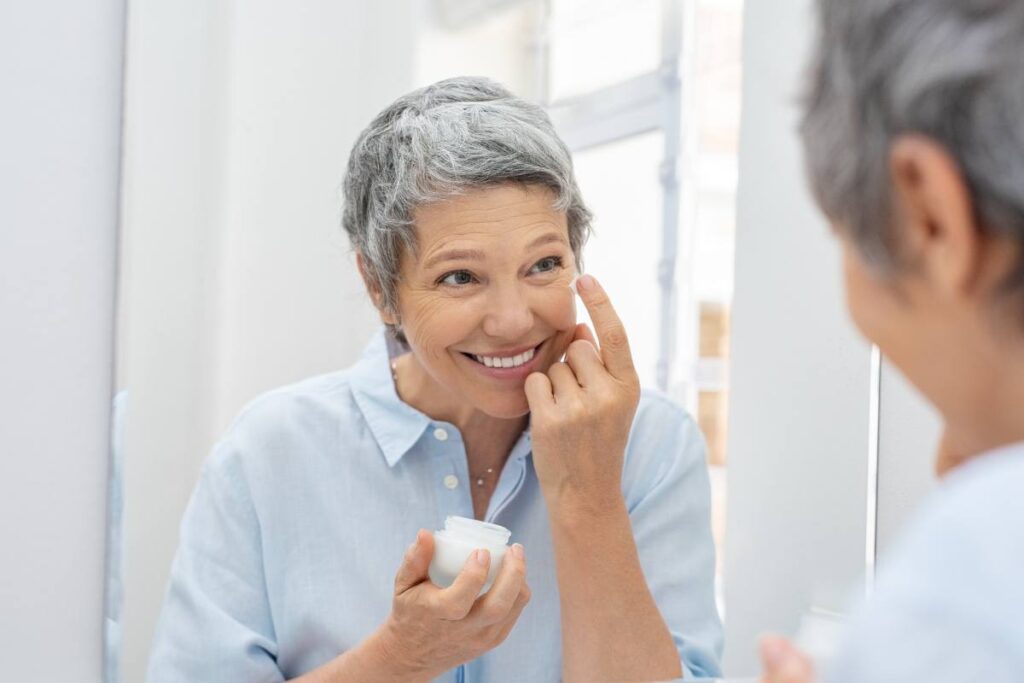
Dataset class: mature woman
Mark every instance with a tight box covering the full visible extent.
[761,1,1024,682]
[148,77,722,682]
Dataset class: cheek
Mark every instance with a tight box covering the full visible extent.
[529,285,577,362]
[846,260,888,349]
[399,293,473,360]
[842,254,869,333]
[531,284,577,332]
[843,248,901,347]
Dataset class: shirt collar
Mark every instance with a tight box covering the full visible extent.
[349,327,534,468]
[349,328,431,468]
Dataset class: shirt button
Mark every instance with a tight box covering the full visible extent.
[443,474,459,489]
[433,427,449,441]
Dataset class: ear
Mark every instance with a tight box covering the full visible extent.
[889,135,981,299]
[355,252,399,325]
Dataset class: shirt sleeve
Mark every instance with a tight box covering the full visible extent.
[622,394,724,679]
[823,460,1024,683]
[147,443,284,683]
[825,601,1021,683]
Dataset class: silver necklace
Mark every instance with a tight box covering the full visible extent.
[391,357,497,488]
[473,468,496,488]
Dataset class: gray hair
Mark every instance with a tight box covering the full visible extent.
[801,0,1024,293]
[342,76,592,338]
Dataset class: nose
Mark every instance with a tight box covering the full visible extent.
[481,282,534,341]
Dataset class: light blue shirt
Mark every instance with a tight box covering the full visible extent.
[826,442,1024,682]
[148,329,723,682]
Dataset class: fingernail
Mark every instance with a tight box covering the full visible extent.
[568,274,580,294]
[511,543,525,559]
[576,274,595,292]
[475,549,489,566]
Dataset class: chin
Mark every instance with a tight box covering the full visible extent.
[473,392,532,420]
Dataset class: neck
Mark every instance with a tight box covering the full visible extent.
[392,353,527,462]
[932,322,1024,476]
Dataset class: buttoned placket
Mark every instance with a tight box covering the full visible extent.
[423,425,533,683]
[430,422,475,521]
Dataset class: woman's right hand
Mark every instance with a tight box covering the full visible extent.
[375,529,531,681]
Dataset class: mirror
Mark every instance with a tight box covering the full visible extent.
[111,0,745,680]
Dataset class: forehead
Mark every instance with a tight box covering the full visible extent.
[411,183,567,254]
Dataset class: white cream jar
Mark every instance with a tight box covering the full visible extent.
[428,516,512,595]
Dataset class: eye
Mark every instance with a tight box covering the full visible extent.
[438,270,477,287]
[529,255,564,275]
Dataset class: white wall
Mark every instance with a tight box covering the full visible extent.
[118,2,416,679]
[0,1,125,680]
[723,0,873,674]
[118,1,235,678]
[414,0,540,99]
[214,1,416,432]
[876,360,940,556]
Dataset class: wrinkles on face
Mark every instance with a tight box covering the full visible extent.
[391,183,580,421]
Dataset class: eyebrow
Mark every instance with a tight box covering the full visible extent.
[421,232,569,271]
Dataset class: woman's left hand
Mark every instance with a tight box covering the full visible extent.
[759,635,816,683]
[524,274,641,517]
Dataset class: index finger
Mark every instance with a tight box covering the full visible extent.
[573,274,636,379]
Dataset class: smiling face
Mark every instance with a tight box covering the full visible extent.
[384,183,579,419]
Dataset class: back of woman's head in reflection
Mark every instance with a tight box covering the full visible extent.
[803,0,1024,275]
[801,0,1024,466]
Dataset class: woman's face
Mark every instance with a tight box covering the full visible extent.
[390,183,579,419]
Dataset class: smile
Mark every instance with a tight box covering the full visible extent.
[458,341,546,378]
[470,347,536,368]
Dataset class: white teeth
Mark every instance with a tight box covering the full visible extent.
[472,347,536,369]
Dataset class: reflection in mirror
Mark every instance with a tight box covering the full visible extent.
[110,1,743,680]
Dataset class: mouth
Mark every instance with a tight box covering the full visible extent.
[457,340,547,380]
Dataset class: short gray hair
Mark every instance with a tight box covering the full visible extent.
[801,0,1024,292]
[342,76,592,334]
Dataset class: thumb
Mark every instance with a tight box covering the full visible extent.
[394,529,434,595]
[524,371,555,413]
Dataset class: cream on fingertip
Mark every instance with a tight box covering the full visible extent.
[568,273,580,296]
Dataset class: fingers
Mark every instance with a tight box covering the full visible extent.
[564,337,603,388]
[394,529,434,595]
[759,635,815,683]
[571,322,598,348]
[546,361,581,401]
[487,581,532,647]
[469,544,528,625]
[524,371,555,411]
[433,549,491,620]
[573,274,636,380]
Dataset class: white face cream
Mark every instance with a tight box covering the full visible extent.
[428,516,512,595]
